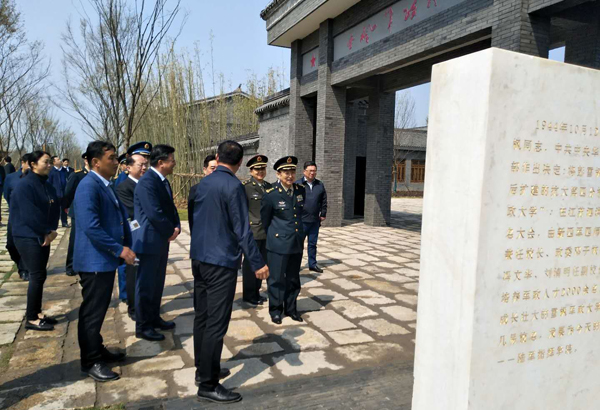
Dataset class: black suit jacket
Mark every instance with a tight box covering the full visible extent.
[115,176,136,219]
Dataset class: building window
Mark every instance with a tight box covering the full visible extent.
[411,160,426,183]
[394,160,406,182]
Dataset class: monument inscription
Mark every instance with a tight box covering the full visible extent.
[412,48,600,410]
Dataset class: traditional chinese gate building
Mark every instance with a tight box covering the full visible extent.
[259,0,600,227]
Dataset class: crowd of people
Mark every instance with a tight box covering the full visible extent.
[4,139,328,404]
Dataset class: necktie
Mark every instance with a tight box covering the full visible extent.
[287,188,293,197]
[163,179,172,197]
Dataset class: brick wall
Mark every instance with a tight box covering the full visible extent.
[258,106,291,182]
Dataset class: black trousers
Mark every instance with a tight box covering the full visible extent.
[267,251,302,318]
[242,239,266,303]
[6,222,27,274]
[65,217,76,275]
[60,204,68,226]
[192,260,237,391]
[125,264,137,316]
[14,237,50,321]
[135,249,168,332]
[78,270,115,368]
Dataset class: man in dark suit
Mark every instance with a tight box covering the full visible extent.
[63,153,89,277]
[188,154,217,231]
[4,153,30,280]
[261,156,306,324]
[296,161,328,273]
[48,155,68,227]
[132,144,180,342]
[241,154,270,306]
[62,158,74,178]
[190,140,268,404]
[74,140,135,382]
[4,156,15,175]
[115,141,151,321]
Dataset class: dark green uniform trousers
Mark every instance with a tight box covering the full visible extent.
[267,251,302,318]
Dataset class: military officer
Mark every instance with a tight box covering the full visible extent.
[63,152,89,276]
[242,155,270,306]
[113,153,129,187]
[260,156,305,324]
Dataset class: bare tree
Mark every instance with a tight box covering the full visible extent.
[393,90,417,192]
[59,0,184,150]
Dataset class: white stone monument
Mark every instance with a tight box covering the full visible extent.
[413,48,600,409]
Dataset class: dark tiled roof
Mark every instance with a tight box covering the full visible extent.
[255,88,290,114]
[395,127,427,150]
[260,0,286,19]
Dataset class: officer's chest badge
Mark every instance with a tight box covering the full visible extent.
[296,195,303,202]
[278,201,286,206]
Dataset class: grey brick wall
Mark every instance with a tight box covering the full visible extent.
[342,102,358,219]
[564,3,600,69]
[266,0,327,44]
[258,106,291,182]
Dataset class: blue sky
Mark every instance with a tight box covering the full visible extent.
[18,1,567,141]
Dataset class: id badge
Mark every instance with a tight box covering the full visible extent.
[129,219,141,231]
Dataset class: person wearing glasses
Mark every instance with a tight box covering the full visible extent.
[115,141,151,321]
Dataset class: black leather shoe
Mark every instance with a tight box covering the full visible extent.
[136,329,165,341]
[21,273,29,281]
[309,265,323,273]
[271,315,282,324]
[197,384,242,404]
[128,312,136,322]
[66,271,77,277]
[195,368,231,386]
[243,299,263,307]
[287,313,303,322]
[39,316,58,325]
[154,318,176,330]
[259,296,268,303]
[81,362,120,382]
[101,348,126,363]
[25,320,54,331]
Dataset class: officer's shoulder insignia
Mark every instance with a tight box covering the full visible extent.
[242,180,249,185]
[266,187,275,193]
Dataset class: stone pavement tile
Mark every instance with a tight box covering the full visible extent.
[126,333,175,357]
[323,252,351,260]
[222,357,274,389]
[337,270,374,280]
[376,273,414,284]
[354,254,380,262]
[9,339,62,369]
[359,266,383,274]
[231,341,285,357]
[226,319,267,342]
[396,268,419,277]
[274,351,343,377]
[328,329,374,345]
[0,281,29,290]
[164,274,184,287]
[24,322,68,340]
[173,315,194,335]
[180,335,233,361]
[330,278,361,290]
[0,296,27,311]
[343,259,367,267]
[178,268,193,280]
[297,297,324,313]
[0,309,24,322]
[129,355,185,374]
[300,275,322,288]
[162,285,191,300]
[349,290,395,306]
[231,308,252,319]
[171,367,196,397]
[2,379,96,410]
[381,305,417,322]
[42,299,72,317]
[97,375,168,405]
[162,297,194,317]
[274,327,330,351]
[405,262,420,270]
[306,288,348,303]
[327,264,350,272]
[330,300,377,319]
[173,260,191,270]
[363,280,404,294]
[373,261,400,269]
[308,271,338,280]
[359,318,410,336]
[0,321,20,345]
[336,342,405,363]
[395,293,418,307]
[255,307,308,327]
[304,310,356,332]
[402,282,419,293]
[386,256,412,264]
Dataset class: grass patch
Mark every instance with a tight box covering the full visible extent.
[0,343,15,372]
[177,209,188,221]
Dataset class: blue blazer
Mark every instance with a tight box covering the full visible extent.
[189,166,264,271]
[132,169,180,254]
[48,167,65,198]
[73,172,132,272]
[3,169,22,206]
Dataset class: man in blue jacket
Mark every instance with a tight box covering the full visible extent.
[190,140,268,404]
[296,161,328,273]
[4,154,30,280]
[74,141,136,382]
[133,144,180,342]
[48,155,68,227]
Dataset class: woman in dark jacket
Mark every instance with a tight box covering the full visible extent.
[10,151,60,331]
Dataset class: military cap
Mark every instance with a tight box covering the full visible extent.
[274,156,298,171]
[127,141,152,156]
[246,154,268,169]
[81,152,87,160]
[118,153,127,164]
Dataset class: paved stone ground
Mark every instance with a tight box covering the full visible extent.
[0,198,423,409]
